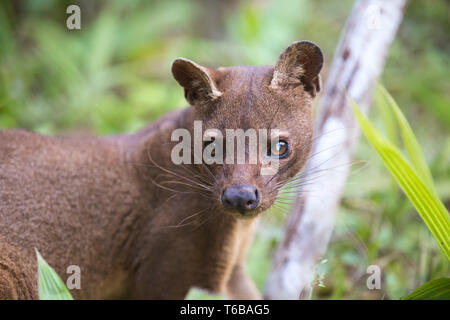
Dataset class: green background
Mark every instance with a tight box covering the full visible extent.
[0,0,449,299]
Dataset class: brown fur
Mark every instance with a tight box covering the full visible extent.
[0,41,323,299]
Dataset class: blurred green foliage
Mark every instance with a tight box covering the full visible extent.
[0,0,449,300]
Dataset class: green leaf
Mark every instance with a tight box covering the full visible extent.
[351,101,450,260]
[403,278,450,300]
[375,84,398,146]
[36,249,73,300]
[375,84,435,191]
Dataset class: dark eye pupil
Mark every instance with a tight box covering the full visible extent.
[268,140,289,158]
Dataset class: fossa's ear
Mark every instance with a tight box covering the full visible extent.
[172,58,222,106]
[270,41,323,96]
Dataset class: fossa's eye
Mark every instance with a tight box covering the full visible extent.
[268,140,289,159]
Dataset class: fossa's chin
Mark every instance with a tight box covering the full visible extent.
[221,203,271,220]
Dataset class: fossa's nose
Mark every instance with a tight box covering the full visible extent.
[221,185,260,214]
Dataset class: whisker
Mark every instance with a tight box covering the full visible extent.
[145,151,215,192]
[161,207,209,229]
[193,204,220,231]
[159,177,212,192]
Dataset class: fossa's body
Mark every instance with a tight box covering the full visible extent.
[0,41,323,299]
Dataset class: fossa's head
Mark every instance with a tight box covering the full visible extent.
[172,41,323,219]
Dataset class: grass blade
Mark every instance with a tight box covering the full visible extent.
[375,84,398,145]
[36,249,73,300]
[403,278,450,300]
[351,102,450,260]
[376,84,435,190]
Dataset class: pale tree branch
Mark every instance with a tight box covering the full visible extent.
[264,0,407,300]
